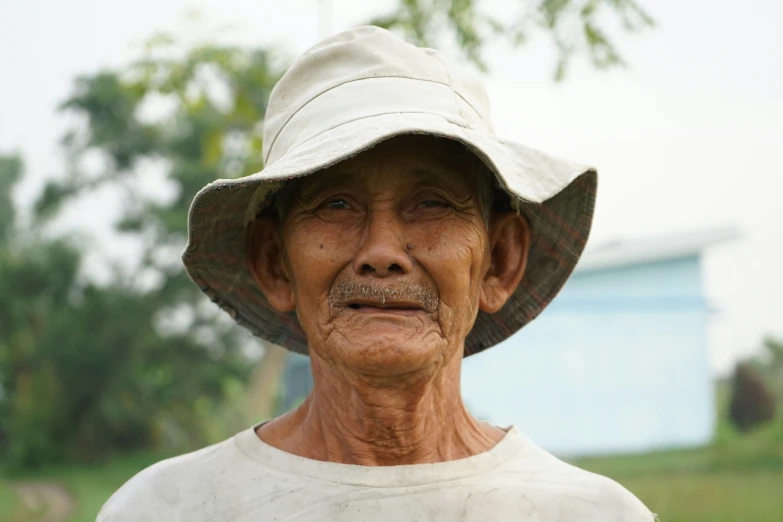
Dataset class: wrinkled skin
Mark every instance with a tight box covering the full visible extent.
[248,135,530,465]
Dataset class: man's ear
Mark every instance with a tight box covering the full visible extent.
[246,218,296,313]
[479,212,531,314]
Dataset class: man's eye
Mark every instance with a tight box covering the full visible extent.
[323,198,351,210]
[417,199,449,209]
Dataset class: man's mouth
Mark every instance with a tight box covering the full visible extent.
[328,281,439,313]
[344,300,425,314]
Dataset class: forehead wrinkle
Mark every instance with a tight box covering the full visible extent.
[297,170,358,203]
[295,158,479,203]
[410,167,478,202]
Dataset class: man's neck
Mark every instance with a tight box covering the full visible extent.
[256,350,505,465]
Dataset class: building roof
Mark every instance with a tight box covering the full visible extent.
[575,227,741,273]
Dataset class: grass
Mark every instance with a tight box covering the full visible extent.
[0,480,24,521]
[599,470,781,522]
[52,453,165,522]
[574,420,783,522]
[1,452,169,522]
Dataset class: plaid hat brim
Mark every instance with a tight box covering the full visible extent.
[182,112,596,356]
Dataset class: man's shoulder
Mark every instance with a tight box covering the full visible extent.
[96,435,245,522]
[504,438,656,521]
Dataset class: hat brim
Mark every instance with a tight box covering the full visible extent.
[182,112,596,356]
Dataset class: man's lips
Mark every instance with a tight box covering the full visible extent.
[343,300,426,314]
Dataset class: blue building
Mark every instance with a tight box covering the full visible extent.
[462,228,738,456]
[278,228,737,456]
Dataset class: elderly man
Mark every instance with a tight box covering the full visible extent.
[99,27,654,521]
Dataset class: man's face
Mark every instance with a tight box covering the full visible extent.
[251,135,527,376]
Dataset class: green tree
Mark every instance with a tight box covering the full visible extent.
[372,0,653,78]
[34,36,287,449]
[747,336,783,411]
[729,362,777,433]
[761,337,783,400]
[0,155,23,243]
[0,158,250,468]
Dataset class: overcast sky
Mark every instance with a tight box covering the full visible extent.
[1,0,781,374]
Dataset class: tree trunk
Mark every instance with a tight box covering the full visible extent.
[246,342,289,421]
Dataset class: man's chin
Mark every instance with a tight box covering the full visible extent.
[324,331,447,376]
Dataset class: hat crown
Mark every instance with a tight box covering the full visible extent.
[262,26,493,165]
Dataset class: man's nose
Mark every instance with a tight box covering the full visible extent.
[352,210,413,277]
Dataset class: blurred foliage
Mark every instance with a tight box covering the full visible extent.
[37,39,279,246]
[724,336,783,435]
[1,34,282,467]
[729,363,776,432]
[372,0,654,79]
[758,336,783,401]
[0,159,250,469]
[0,155,23,243]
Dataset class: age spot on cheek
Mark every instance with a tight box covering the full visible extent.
[406,243,414,251]
[319,244,323,249]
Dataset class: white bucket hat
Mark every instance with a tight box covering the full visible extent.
[182,26,597,357]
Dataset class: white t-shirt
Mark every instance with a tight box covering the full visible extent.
[98,424,655,521]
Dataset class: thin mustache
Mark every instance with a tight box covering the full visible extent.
[328,280,439,313]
